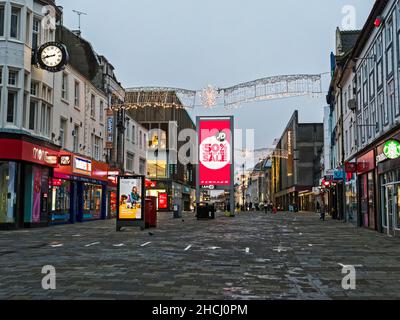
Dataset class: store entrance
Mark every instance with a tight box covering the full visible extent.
[383,184,400,236]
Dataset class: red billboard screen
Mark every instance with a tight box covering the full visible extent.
[198,118,233,186]
[158,193,168,209]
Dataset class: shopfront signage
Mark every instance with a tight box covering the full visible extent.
[106,109,114,149]
[383,140,400,160]
[59,155,72,166]
[73,157,92,176]
[158,193,168,210]
[344,162,357,173]
[198,117,233,186]
[333,170,345,180]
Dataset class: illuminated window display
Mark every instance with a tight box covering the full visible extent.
[83,184,102,220]
[0,162,17,224]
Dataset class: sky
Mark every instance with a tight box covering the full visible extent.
[58,0,375,150]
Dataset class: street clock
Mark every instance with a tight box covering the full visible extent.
[36,42,69,73]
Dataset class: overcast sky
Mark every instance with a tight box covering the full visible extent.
[58,0,374,149]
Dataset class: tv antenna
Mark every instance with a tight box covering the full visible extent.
[72,9,87,33]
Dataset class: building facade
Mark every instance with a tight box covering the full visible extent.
[0,1,141,228]
[125,90,196,212]
[328,0,400,236]
[272,111,324,212]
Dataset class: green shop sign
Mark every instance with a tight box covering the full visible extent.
[383,140,400,160]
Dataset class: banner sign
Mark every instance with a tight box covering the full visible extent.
[117,176,145,221]
[106,109,114,149]
[198,117,233,186]
[158,193,168,210]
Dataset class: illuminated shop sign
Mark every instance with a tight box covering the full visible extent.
[73,157,92,176]
[383,140,400,160]
[59,155,72,166]
[106,109,114,149]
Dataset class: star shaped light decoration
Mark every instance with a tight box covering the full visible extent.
[201,85,218,108]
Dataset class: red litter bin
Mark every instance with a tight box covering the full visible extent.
[145,197,157,228]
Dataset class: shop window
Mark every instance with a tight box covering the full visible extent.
[83,184,102,220]
[0,162,17,223]
[50,179,71,223]
[148,150,167,178]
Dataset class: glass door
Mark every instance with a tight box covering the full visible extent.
[385,185,395,236]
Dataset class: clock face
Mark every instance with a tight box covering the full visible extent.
[36,42,69,72]
[40,45,63,68]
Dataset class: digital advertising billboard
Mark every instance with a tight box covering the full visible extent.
[198,117,233,187]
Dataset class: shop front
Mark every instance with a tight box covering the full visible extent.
[376,136,400,236]
[53,153,108,224]
[146,179,171,211]
[356,150,376,230]
[0,135,60,229]
[182,185,191,211]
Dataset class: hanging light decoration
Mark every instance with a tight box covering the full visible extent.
[201,85,218,108]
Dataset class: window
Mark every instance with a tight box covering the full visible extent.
[132,125,136,143]
[30,82,38,96]
[386,19,393,46]
[74,81,80,107]
[61,73,68,100]
[377,60,383,88]
[60,118,67,148]
[32,18,40,49]
[92,135,101,160]
[371,100,377,134]
[139,158,146,175]
[73,125,79,153]
[7,92,16,123]
[143,133,147,150]
[126,123,131,141]
[369,72,375,99]
[387,80,395,121]
[349,123,353,151]
[386,45,394,76]
[127,153,134,172]
[10,7,20,39]
[139,131,143,148]
[41,104,51,137]
[100,100,104,123]
[91,94,95,118]
[357,114,363,147]
[8,70,17,86]
[345,130,348,156]
[378,90,387,126]
[29,101,37,131]
[0,6,5,37]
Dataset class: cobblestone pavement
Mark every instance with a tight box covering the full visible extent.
[1,211,400,300]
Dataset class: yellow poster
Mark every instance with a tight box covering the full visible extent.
[118,178,143,220]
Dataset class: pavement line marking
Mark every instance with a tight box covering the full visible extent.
[208,246,221,250]
[245,248,250,253]
[141,242,152,247]
[184,245,192,251]
[72,234,81,237]
[50,244,64,248]
[85,242,100,247]
[338,263,363,268]
[113,244,126,247]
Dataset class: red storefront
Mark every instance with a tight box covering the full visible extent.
[0,135,60,229]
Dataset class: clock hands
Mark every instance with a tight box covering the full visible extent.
[43,54,57,59]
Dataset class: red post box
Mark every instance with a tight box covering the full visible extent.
[145,197,157,228]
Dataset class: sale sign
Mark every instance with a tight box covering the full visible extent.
[198,117,233,186]
[158,193,168,209]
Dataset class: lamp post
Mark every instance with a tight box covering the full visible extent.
[242,163,246,210]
